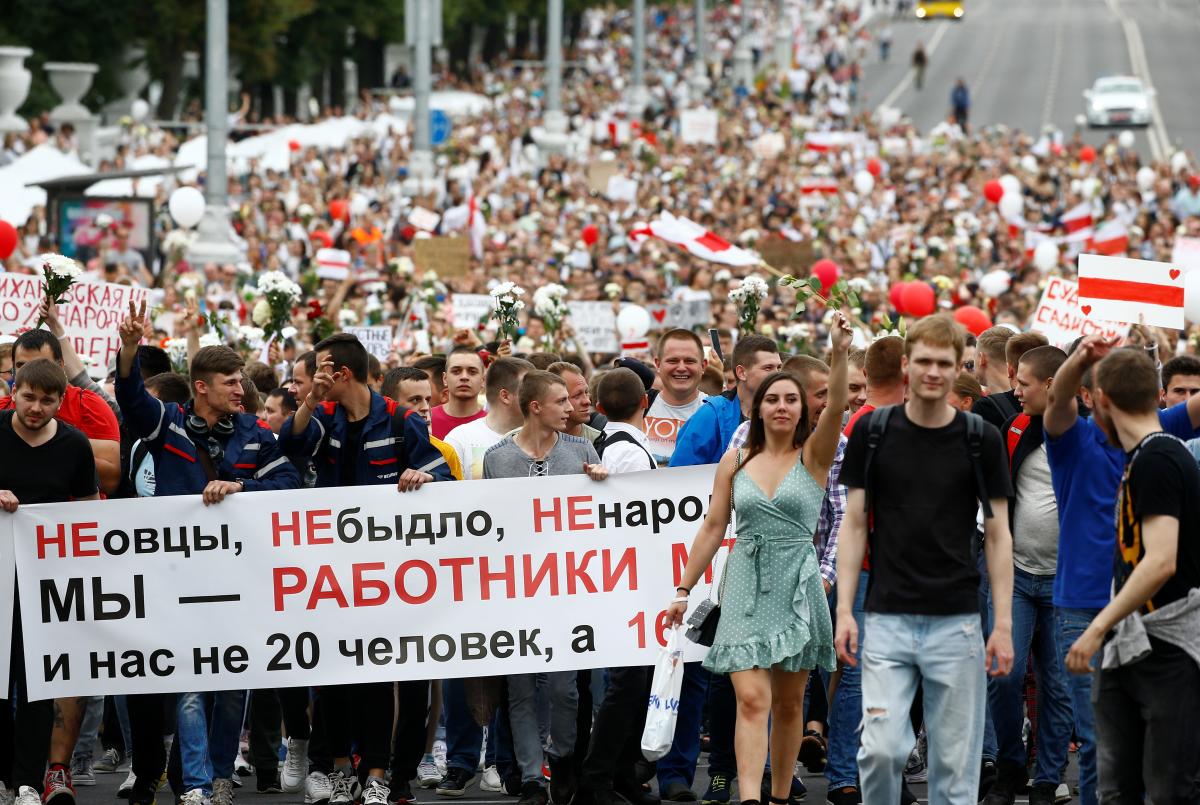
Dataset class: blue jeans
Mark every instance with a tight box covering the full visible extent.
[72,697,105,764]
[172,691,247,794]
[825,571,868,790]
[988,569,1072,784]
[1055,608,1100,805]
[976,545,997,761]
[442,679,484,774]
[858,613,985,805]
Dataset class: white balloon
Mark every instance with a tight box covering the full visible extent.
[999,191,1023,220]
[1020,155,1038,174]
[130,98,150,122]
[1081,177,1101,199]
[168,186,206,229]
[1000,174,1021,196]
[853,169,875,195]
[350,194,369,216]
[1137,166,1156,192]
[1119,130,1135,149]
[1033,240,1059,272]
[616,304,652,339]
[1172,150,1190,174]
[1187,270,1200,325]
[979,269,1011,297]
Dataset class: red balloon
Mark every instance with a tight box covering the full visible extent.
[953,304,992,336]
[288,139,301,152]
[983,179,1004,204]
[310,230,333,249]
[889,281,908,313]
[0,220,16,259]
[811,258,840,293]
[328,199,349,222]
[1079,145,1097,163]
[866,158,883,178]
[581,224,599,246]
[900,281,936,318]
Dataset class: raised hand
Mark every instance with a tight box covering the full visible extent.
[40,298,64,337]
[119,299,148,349]
[829,310,853,353]
[306,356,336,408]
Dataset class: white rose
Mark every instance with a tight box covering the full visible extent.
[41,253,82,280]
[252,299,272,327]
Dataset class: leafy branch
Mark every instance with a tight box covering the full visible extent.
[777,274,860,320]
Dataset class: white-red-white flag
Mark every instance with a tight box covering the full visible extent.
[627,212,761,267]
[799,176,839,195]
[804,131,858,152]
[315,248,351,280]
[1061,201,1093,234]
[1088,220,1129,256]
[1077,254,1184,329]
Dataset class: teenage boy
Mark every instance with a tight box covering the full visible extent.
[836,315,1015,804]
[483,371,608,805]
[1059,344,1200,803]
[0,359,99,805]
[444,358,533,482]
[430,347,486,439]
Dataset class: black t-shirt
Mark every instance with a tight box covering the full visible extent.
[342,417,367,486]
[972,388,1020,432]
[1118,433,1200,613]
[0,411,98,504]
[839,407,1012,615]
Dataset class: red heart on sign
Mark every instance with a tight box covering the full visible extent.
[1081,305,1092,315]
[1171,268,1181,280]
[651,309,667,323]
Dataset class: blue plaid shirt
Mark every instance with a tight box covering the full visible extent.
[728,422,846,587]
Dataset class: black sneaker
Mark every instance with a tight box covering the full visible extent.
[548,756,576,805]
[389,780,415,805]
[614,778,660,805]
[824,787,861,805]
[798,731,827,774]
[978,760,997,802]
[661,783,697,803]
[504,773,524,797]
[790,777,808,802]
[518,782,549,805]
[1028,783,1057,805]
[437,768,474,798]
[981,762,1022,805]
[257,770,283,794]
[701,774,732,805]
[900,783,918,805]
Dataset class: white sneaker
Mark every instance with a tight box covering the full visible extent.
[14,787,39,805]
[282,738,310,793]
[433,739,447,777]
[117,769,136,797]
[362,778,389,805]
[1055,783,1072,804]
[212,779,234,805]
[479,767,503,793]
[179,789,213,805]
[234,755,254,778]
[328,771,356,805]
[417,755,442,788]
[304,772,332,805]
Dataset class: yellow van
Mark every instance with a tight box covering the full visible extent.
[915,0,965,19]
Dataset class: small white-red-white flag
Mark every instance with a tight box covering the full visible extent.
[316,248,351,280]
[628,212,761,267]
[799,176,839,195]
[1088,220,1129,256]
[1077,253,1184,329]
[1061,202,1093,234]
[804,131,857,152]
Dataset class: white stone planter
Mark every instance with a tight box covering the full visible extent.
[45,62,99,121]
[0,46,32,133]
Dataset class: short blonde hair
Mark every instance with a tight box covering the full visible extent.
[905,315,966,362]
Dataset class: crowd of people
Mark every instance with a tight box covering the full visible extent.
[2,0,1200,804]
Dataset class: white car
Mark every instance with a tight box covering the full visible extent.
[1083,76,1154,127]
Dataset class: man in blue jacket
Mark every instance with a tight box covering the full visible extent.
[659,334,781,804]
[278,333,449,805]
[114,300,300,805]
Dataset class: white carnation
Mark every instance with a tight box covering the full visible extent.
[740,275,770,300]
[238,325,265,344]
[198,332,222,348]
[40,253,82,280]
[252,299,272,327]
[339,309,359,327]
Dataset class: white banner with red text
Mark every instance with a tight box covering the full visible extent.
[9,467,727,699]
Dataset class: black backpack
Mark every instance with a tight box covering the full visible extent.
[862,405,993,521]
[595,430,657,469]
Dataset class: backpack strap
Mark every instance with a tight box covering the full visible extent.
[964,411,994,519]
[1006,413,1031,467]
[862,405,895,516]
[599,430,657,468]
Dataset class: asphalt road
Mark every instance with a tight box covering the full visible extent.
[857,0,1200,161]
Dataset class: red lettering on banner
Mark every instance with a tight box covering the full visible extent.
[306,509,333,544]
[71,522,99,557]
[352,562,389,606]
[479,555,517,600]
[437,557,475,601]
[566,496,594,530]
[272,567,307,610]
[532,497,562,532]
[307,566,349,608]
[272,511,301,547]
[522,553,560,597]
[395,560,436,604]
[37,523,67,559]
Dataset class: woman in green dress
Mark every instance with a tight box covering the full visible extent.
[667,312,852,805]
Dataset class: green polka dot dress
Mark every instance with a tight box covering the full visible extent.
[703,452,837,675]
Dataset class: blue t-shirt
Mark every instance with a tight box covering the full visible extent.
[1045,403,1197,609]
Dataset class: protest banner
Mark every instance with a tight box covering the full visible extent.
[0,275,150,368]
[13,467,723,698]
[408,207,441,233]
[566,301,618,353]
[315,248,351,281]
[646,294,712,332]
[1031,276,1129,347]
[1077,254,1185,330]
[757,238,816,274]
[605,176,639,204]
[679,108,718,145]
[414,236,471,277]
[451,294,494,330]
[1171,236,1200,274]
[587,162,620,195]
[0,532,13,692]
[343,326,393,359]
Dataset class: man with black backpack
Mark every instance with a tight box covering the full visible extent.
[835,315,1015,804]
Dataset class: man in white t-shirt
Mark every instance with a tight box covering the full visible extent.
[644,329,708,466]
[444,357,532,480]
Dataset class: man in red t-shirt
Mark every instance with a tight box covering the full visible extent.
[429,346,486,439]
[842,336,906,437]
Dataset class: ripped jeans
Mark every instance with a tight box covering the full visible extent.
[858,613,986,805]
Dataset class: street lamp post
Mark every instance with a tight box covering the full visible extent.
[405,0,435,194]
[187,0,243,267]
[628,0,649,115]
[774,0,792,73]
[732,0,755,90]
[539,0,568,157]
[689,0,711,95]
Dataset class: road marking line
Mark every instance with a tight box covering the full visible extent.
[1105,0,1170,160]
[877,20,951,111]
[1041,0,1066,128]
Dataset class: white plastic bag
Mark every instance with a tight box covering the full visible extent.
[641,628,684,761]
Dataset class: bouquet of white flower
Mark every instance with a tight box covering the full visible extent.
[420,270,448,314]
[165,338,189,374]
[604,282,623,301]
[728,275,769,336]
[254,270,302,339]
[238,325,265,346]
[532,282,569,346]
[37,254,83,327]
[490,281,526,343]
[338,308,359,328]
